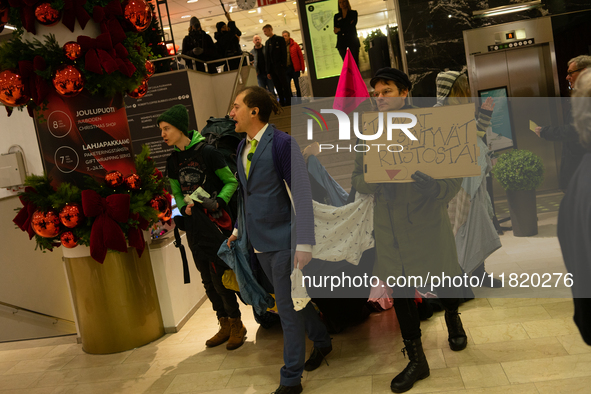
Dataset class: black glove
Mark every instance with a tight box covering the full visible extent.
[410,171,440,199]
[210,210,223,219]
[201,197,218,211]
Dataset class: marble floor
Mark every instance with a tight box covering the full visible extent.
[1,212,590,394]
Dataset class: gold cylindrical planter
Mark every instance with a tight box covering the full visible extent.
[64,246,165,354]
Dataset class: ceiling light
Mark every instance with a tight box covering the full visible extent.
[293,1,296,3]
[278,13,283,15]
[448,14,451,18]
[257,7,261,13]
[259,18,264,23]
[473,0,542,18]
[163,27,170,30]
[181,15,191,18]
[229,6,233,12]
[248,10,256,13]
[4,25,16,30]
[187,0,198,2]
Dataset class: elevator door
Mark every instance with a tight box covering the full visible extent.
[473,44,560,193]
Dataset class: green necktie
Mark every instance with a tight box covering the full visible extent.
[246,139,258,179]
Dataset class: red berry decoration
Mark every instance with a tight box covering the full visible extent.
[52,65,84,97]
[0,69,30,107]
[127,79,148,99]
[149,195,169,219]
[35,2,61,26]
[105,170,124,187]
[122,0,152,32]
[125,173,142,190]
[63,41,82,61]
[59,203,84,228]
[31,210,61,238]
[60,231,78,248]
[145,60,155,78]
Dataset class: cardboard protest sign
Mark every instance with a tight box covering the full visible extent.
[362,104,481,183]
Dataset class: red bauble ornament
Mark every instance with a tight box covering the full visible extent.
[125,173,142,190]
[149,195,169,219]
[31,210,61,238]
[123,0,152,32]
[52,65,84,97]
[59,203,84,228]
[60,231,78,248]
[35,2,61,26]
[105,170,124,187]
[0,69,30,107]
[63,41,82,61]
[127,79,148,99]
[145,60,155,78]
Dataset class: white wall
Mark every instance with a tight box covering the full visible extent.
[0,107,76,340]
[149,233,206,332]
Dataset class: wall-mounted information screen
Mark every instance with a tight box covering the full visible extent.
[305,0,342,79]
[478,86,516,151]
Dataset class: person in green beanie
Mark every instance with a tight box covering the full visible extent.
[158,104,246,350]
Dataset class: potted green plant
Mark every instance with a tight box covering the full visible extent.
[492,149,544,236]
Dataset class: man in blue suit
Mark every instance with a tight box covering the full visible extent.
[227,86,332,394]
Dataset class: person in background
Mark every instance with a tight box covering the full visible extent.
[334,0,359,66]
[282,31,305,99]
[558,68,591,346]
[353,68,467,393]
[215,11,243,70]
[159,104,246,351]
[228,87,332,394]
[263,24,292,107]
[251,34,275,96]
[181,17,217,73]
[534,55,591,191]
[434,70,502,287]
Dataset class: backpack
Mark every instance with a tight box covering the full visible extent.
[199,116,244,177]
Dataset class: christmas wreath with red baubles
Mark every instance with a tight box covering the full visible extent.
[13,145,172,263]
[0,0,160,117]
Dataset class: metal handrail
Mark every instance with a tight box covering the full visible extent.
[152,52,252,115]
[152,53,250,74]
[0,300,75,324]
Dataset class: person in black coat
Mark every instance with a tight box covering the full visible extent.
[334,0,360,66]
[534,55,591,191]
[214,11,243,70]
[181,17,218,73]
[263,24,292,107]
[557,68,591,346]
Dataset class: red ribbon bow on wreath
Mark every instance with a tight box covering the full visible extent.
[13,186,38,240]
[62,0,91,33]
[128,212,149,257]
[92,0,127,44]
[18,56,51,106]
[7,0,39,34]
[81,189,130,263]
[78,32,136,77]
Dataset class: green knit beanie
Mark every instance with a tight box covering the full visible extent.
[157,104,189,135]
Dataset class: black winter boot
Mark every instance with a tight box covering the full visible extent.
[390,338,430,393]
[444,309,467,351]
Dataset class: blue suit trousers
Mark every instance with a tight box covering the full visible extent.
[257,250,331,386]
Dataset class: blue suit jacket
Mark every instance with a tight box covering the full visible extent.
[236,126,315,252]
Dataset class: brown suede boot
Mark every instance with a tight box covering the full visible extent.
[205,317,231,347]
[226,317,247,350]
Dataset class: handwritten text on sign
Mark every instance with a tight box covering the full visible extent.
[362,104,481,183]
